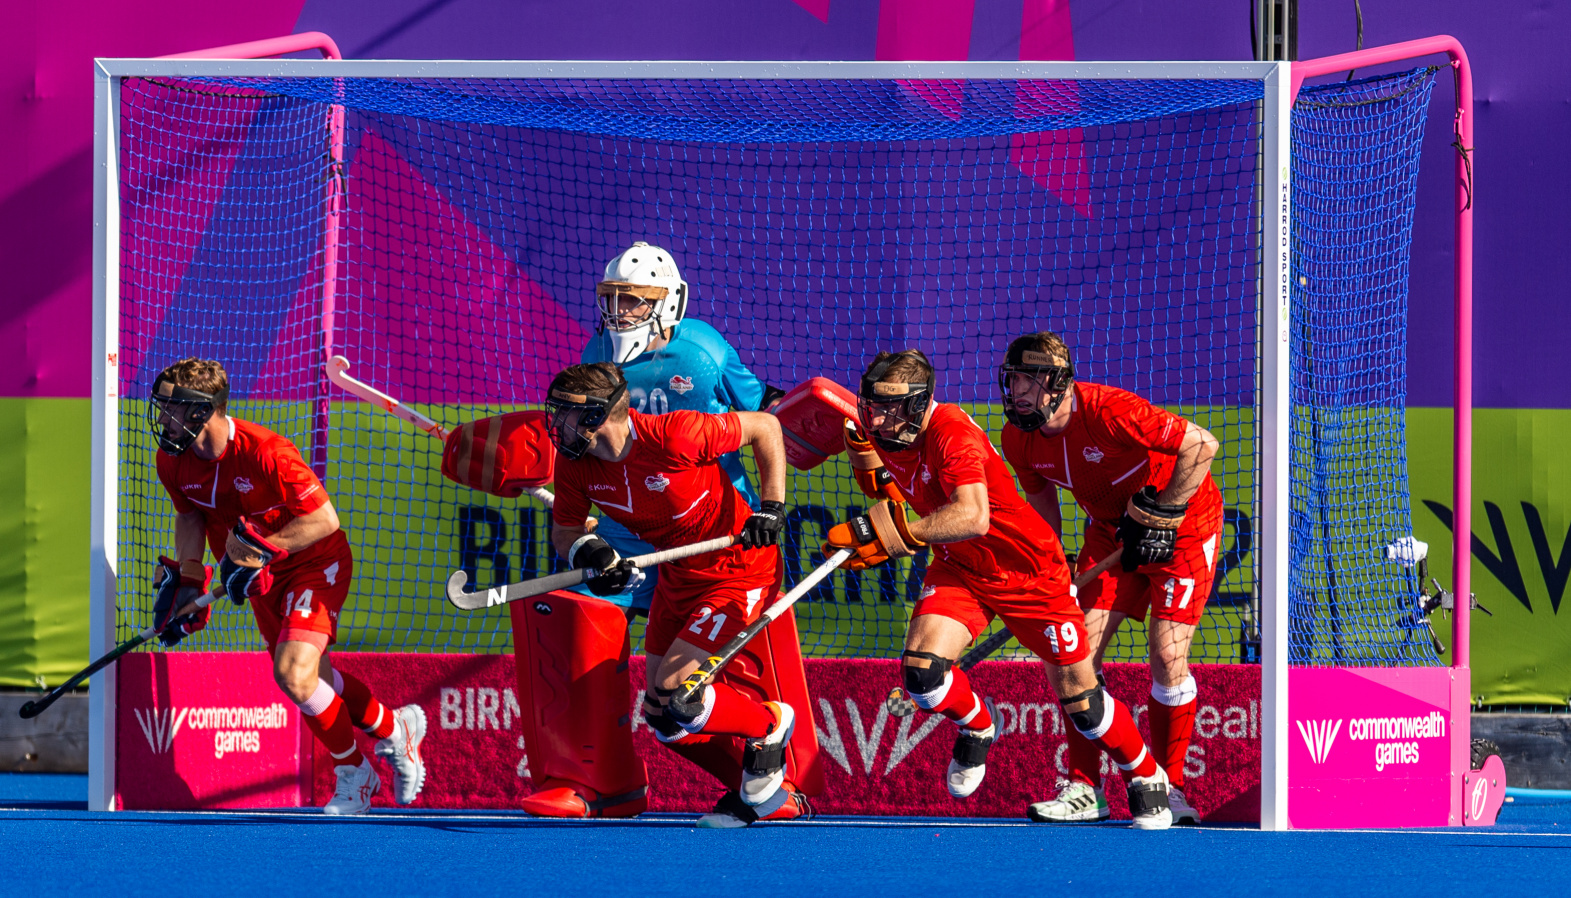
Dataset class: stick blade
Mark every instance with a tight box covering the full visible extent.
[445,569,491,611]
[17,700,40,719]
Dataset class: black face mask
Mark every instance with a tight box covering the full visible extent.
[998,350,1073,432]
[147,376,223,456]
[545,383,628,460]
[858,360,933,453]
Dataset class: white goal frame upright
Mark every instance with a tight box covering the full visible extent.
[91,54,1404,828]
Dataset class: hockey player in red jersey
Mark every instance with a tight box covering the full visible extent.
[148,358,426,815]
[825,350,1174,829]
[998,332,1223,825]
[545,362,812,823]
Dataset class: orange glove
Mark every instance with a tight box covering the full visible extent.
[822,499,926,571]
[844,421,904,502]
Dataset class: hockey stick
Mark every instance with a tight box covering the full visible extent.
[883,546,1126,717]
[325,355,555,506]
[18,587,227,719]
[672,548,854,706]
[445,536,737,611]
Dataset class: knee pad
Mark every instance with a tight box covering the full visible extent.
[902,651,953,710]
[1062,685,1114,739]
[1150,675,1197,707]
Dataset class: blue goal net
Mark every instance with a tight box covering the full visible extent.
[109,66,1439,667]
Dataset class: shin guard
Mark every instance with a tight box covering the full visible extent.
[510,591,648,817]
[709,607,824,797]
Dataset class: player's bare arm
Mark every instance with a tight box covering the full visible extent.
[1156,421,1219,506]
[906,482,989,544]
[735,411,786,503]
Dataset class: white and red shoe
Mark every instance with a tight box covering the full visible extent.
[373,704,427,806]
[323,757,380,816]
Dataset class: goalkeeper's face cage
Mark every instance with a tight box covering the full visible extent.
[858,366,933,453]
[545,383,628,460]
[595,242,689,365]
[998,348,1074,432]
[147,376,224,457]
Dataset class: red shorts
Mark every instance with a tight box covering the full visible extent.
[643,545,783,657]
[1076,518,1221,626]
[910,560,1089,666]
[249,545,354,653]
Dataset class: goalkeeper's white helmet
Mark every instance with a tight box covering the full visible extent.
[596,241,689,364]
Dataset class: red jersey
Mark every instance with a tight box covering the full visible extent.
[875,403,1065,581]
[1001,381,1223,531]
[155,417,348,571]
[553,410,753,570]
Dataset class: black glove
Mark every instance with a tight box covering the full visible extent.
[739,500,788,549]
[218,518,288,606]
[1116,486,1187,570]
[151,556,211,647]
[569,535,646,597]
[586,559,644,597]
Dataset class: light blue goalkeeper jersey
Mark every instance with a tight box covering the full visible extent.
[570,318,767,609]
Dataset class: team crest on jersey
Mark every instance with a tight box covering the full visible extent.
[1082,446,1105,463]
[644,473,671,492]
[232,477,254,493]
[920,465,932,484]
[668,375,694,394]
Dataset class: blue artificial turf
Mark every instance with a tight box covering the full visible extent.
[2,775,1569,897]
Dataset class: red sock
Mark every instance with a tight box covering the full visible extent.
[1065,723,1105,787]
[663,733,745,789]
[1078,692,1158,781]
[920,667,994,731]
[1150,676,1198,789]
[334,670,396,740]
[297,680,363,768]
[695,682,775,739]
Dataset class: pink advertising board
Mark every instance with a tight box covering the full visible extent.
[115,652,307,810]
[120,652,1262,819]
[1287,665,1472,828]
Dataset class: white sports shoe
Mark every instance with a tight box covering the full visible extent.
[1168,786,1201,826]
[946,722,997,799]
[324,757,381,816]
[374,704,428,806]
[1027,778,1111,822]
[740,701,795,807]
[1127,765,1174,831]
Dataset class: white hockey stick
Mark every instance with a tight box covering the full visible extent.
[325,354,555,506]
[445,535,737,611]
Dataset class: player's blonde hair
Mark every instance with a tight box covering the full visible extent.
[156,357,229,410]
[549,362,630,418]
[864,349,933,386]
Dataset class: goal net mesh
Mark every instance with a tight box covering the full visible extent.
[112,68,1439,666]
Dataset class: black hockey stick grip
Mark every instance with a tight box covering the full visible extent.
[18,587,225,719]
[673,548,852,706]
[445,536,737,611]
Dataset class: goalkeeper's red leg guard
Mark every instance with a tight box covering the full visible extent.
[711,607,824,797]
[655,726,746,789]
[510,591,648,818]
